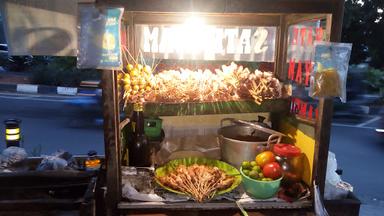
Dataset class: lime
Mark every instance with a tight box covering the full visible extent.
[250,161,257,167]
[241,161,251,169]
[252,165,261,172]
[243,169,250,176]
[249,170,259,179]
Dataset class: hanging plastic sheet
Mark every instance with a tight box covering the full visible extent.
[0,0,77,56]
[77,5,124,69]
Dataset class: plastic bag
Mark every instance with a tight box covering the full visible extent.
[0,147,28,171]
[37,150,79,171]
[309,42,352,103]
[324,152,353,200]
[37,156,68,171]
[325,152,341,185]
[314,181,329,216]
[121,167,163,201]
[1,147,27,164]
[122,182,164,202]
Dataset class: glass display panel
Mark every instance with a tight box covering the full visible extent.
[285,18,329,120]
[119,18,280,114]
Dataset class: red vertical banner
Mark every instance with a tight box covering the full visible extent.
[300,27,307,46]
[299,102,308,117]
[295,60,302,84]
[308,105,314,119]
[288,59,296,81]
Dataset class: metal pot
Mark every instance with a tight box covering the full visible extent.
[218,118,283,168]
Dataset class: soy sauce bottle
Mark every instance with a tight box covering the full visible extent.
[121,123,131,166]
[121,107,136,166]
[128,103,151,167]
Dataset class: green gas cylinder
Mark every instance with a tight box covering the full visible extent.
[144,117,163,141]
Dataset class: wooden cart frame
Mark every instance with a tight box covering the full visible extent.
[98,0,346,215]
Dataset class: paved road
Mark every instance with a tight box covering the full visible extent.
[0,92,104,155]
[0,91,383,215]
[330,121,384,215]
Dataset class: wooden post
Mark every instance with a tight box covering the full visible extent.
[101,70,121,215]
[314,98,334,195]
[314,0,345,196]
[275,15,288,81]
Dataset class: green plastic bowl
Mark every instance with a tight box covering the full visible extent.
[240,167,282,199]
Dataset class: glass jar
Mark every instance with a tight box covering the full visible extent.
[273,144,303,184]
[85,150,101,171]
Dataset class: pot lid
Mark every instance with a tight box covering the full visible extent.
[273,144,301,157]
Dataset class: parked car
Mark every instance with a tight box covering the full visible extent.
[0,43,33,71]
[0,43,9,69]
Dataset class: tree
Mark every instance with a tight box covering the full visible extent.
[342,0,384,68]
[31,57,100,87]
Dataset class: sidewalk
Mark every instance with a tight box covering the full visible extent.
[0,70,100,96]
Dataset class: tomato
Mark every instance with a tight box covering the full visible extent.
[262,162,282,180]
[255,151,275,167]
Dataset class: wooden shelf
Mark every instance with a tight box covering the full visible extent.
[118,199,312,210]
[124,99,290,116]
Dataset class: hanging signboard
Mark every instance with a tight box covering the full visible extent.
[135,24,276,62]
[77,6,124,69]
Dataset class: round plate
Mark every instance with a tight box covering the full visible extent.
[154,157,242,196]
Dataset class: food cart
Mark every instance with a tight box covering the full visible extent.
[95,0,360,215]
[0,0,361,215]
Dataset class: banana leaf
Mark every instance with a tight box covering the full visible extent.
[155,157,242,196]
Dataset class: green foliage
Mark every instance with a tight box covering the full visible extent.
[31,57,100,87]
[365,68,384,89]
[342,0,368,64]
[30,144,42,157]
[343,0,384,68]
[364,68,384,96]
